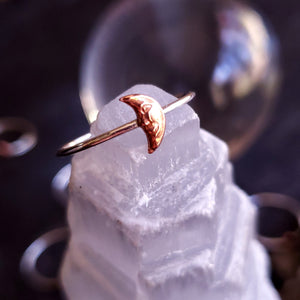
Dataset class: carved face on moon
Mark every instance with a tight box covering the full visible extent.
[120,94,166,154]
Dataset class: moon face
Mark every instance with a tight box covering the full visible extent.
[120,94,166,154]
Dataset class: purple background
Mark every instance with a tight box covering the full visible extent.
[0,0,299,299]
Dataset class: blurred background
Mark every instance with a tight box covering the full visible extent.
[0,0,299,299]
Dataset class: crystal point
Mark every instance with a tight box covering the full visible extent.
[61,84,279,300]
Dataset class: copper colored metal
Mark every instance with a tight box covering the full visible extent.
[120,94,165,153]
[57,91,195,156]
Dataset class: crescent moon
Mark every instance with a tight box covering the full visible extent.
[120,94,166,154]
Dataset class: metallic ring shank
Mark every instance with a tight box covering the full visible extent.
[57,91,195,156]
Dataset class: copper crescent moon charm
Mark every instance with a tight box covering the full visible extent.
[120,94,166,154]
[57,91,195,156]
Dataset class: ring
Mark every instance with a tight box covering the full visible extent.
[20,227,69,291]
[57,91,195,156]
[0,117,37,158]
[251,193,300,252]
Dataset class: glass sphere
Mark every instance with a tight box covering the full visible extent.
[80,0,280,159]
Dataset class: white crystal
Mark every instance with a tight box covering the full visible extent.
[61,84,279,300]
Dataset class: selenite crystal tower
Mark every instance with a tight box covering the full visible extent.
[61,85,279,300]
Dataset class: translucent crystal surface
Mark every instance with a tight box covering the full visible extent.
[61,85,279,300]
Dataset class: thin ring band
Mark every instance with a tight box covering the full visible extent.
[57,91,195,156]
